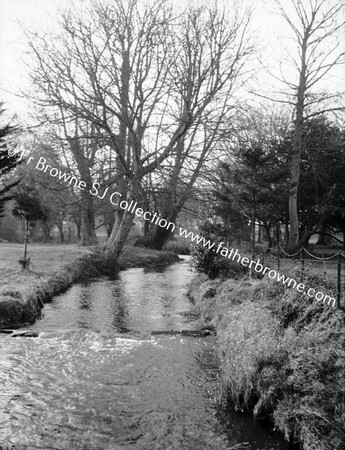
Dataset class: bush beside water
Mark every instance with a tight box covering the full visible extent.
[190,242,249,279]
[188,270,345,450]
[163,238,191,255]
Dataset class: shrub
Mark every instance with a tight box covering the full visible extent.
[190,242,248,279]
[163,238,191,255]
[18,256,31,270]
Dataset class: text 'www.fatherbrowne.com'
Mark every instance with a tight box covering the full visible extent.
[13,149,336,308]
[179,228,336,308]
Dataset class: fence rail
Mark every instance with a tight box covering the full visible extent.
[273,246,345,309]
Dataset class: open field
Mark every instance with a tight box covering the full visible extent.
[0,243,89,274]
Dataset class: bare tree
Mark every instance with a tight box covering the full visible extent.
[141,4,253,249]
[25,0,253,259]
[25,113,102,246]
[273,0,345,250]
[58,115,99,245]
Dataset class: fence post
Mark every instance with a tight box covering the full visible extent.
[301,247,305,275]
[337,252,341,309]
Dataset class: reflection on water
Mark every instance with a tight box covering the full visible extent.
[27,257,196,335]
[0,256,290,449]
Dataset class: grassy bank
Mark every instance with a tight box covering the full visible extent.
[188,271,345,450]
[117,246,181,269]
[0,243,180,328]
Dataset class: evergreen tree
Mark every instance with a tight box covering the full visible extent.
[0,104,21,218]
[212,141,289,247]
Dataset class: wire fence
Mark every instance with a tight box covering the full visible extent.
[267,246,345,309]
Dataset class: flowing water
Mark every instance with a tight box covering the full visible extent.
[0,256,290,450]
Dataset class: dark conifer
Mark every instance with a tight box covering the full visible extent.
[0,103,21,217]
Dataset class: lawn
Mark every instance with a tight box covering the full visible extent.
[0,243,90,295]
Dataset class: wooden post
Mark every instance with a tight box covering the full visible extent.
[23,219,29,263]
[337,252,341,308]
[278,245,281,271]
[251,209,255,259]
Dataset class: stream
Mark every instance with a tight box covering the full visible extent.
[0,256,290,449]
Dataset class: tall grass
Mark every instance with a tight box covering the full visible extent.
[188,272,345,450]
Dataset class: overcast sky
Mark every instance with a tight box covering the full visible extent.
[0,0,344,121]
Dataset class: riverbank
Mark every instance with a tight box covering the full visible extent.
[0,243,180,328]
[188,271,345,450]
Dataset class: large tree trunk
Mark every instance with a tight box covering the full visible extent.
[103,210,134,260]
[141,209,178,250]
[263,223,273,249]
[80,194,98,246]
[142,138,191,251]
[288,148,300,250]
[41,221,51,243]
[105,221,113,238]
[142,221,175,250]
[57,219,65,244]
[68,137,98,246]
[288,35,307,251]
[108,41,131,244]
[75,220,81,241]
[29,222,40,241]
[103,178,139,260]
[275,223,281,246]
[316,224,327,245]
[143,217,150,238]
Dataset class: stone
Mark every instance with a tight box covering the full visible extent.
[10,330,39,338]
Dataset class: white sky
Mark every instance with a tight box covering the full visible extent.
[0,0,344,120]
[0,0,77,118]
